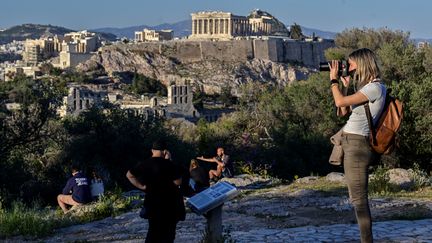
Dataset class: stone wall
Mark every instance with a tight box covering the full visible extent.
[200,40,253,62]
[105,38,334,67]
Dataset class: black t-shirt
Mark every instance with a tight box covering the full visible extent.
[190,167,209,192]
[129,157,185,220]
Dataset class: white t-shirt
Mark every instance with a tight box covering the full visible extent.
[343,82,386,136]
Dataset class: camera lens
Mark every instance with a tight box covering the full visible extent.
[319,62,330,71]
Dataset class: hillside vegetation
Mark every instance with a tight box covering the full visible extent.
[0,28,431,210]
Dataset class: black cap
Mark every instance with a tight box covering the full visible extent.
[152,139,167,151]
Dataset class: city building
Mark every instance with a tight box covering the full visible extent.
[58,42,93,69]
[56,30,99,69]
[4,66,41,81]
[63,30,99,53]
[22,38,56,65]
[134,29,174,42]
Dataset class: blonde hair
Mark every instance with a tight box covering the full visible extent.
[348,48,381,89]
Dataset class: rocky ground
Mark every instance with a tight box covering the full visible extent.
[7,173,432,243]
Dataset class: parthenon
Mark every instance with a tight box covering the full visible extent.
[189,9,290,40]
[190,12,248,39]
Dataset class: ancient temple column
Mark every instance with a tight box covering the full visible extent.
[192,19,196,35]
[204,19,207,34]
[198,19,201,34]
[225,19,229,35]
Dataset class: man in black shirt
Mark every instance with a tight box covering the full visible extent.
[126,140,185,243]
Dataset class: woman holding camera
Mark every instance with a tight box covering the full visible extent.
[330,48,386,243]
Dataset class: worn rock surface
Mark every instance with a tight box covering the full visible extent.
[9,173,432,243]
[387,168,414,190]
[77,46,311,95]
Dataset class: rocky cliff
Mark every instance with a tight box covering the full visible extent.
[77,43,312,95]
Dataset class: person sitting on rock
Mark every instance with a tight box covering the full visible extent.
[189,159,210,194]
[197,147,232,182]
[90,169,105,200]
[57,164,92,214]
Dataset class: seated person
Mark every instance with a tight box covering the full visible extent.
[57,165,92,214]
[189,159,210,193]
[197,147,231,182]
[90,170,105,200]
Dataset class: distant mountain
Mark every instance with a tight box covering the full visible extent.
[411,38,432,45]
[0,24,117,44]
[300,26,337,39]
[0,24,73,44]
[91,20,191,39]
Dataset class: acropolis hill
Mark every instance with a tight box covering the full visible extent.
[78,10,335,94]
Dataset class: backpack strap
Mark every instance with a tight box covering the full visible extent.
[364,103,377,145]
[363,79,382,145]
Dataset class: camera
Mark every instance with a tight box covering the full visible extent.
[319,60,350,77]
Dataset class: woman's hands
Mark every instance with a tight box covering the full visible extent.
[330,60,350,88]
[329,60,339,81]
[341,76,350,88]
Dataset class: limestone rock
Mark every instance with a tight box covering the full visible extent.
[294,176,319,184]
[387,168,414,190]
[77,45,311,95]
[220,174,275,189]
[325,172,345,183]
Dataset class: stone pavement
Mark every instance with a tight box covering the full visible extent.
[228,218,432,243]
[7,175,432,243]
[32,210,432,243]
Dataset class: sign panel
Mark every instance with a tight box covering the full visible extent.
[186,181,238,214]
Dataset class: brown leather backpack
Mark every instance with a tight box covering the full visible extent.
[364,89,403,154]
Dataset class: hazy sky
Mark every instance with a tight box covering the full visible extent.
[1,0,431,38]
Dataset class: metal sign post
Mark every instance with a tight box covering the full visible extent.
[205,204,223,242]
[186,181,238,243]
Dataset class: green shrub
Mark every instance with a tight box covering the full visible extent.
[408,163,432,190]
[75,189,137,223]
[235,161,270,178]
[0,189,139,239]
[0,201,66,238]
[369,166,399,195]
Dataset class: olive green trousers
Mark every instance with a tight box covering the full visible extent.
[342,132,374,243]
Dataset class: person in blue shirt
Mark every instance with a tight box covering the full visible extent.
[57,165,92,214]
